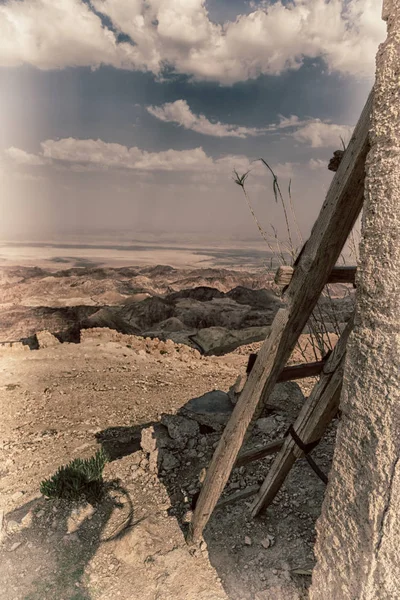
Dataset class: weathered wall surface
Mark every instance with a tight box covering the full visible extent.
[309,1,400,599]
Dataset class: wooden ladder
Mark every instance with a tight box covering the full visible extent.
[187,89,372,545]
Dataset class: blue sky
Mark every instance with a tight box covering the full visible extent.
[0,0,386,242]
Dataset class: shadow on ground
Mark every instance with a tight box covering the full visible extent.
[91,389,332,600]
[2,482,135,600]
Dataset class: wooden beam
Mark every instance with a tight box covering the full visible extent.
[187,91,371,545]
[275,265,357,287]
[248,354,325,381]
[277,360,325,382]
[215,485,260,510]
[251,316,353,516]
[234,438,285,467]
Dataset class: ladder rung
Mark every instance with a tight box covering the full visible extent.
[275,265,357,287]
[235,438,285,468]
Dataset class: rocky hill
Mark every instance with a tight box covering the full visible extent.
[0,265,354,356]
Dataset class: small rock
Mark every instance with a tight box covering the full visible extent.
[130,453,142,466]
[261,538,271,549]
[21,512,33,529]
[161,451,180,471]
[36,330,60,349]
[67,504,96,534]
[227,373,246,405]
[244,536,252,546]
[6,520,20,533]
[141,424,175,455]
[11,491,24,501]
[256,416,277,435]
[9,542,22,552]
[160,414,199,448]
[229,482,240,491]
[186,449,198,459]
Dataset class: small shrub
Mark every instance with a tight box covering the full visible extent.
[40,448,109,503]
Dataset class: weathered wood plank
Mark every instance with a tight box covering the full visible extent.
[247,354,325,382]
[215,485,260,509]
[278,360,325,381]
[275,265,357,287]
[234,438,285,467]
[187,91,371,544]
[250,316,353,516]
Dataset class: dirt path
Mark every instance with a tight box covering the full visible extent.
[0,330,336,599]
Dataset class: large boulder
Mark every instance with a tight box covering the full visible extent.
[179,382,305,431]
[226,286,282,310]
[190,326,270,355]
[179,390,235,431]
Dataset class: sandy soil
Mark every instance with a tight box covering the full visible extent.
[0,329,338,600]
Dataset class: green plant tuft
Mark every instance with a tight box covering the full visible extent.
[40,448,109,503]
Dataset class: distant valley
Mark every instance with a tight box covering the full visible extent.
[0,264,354,356]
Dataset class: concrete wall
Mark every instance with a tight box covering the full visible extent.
[309,2,400,598]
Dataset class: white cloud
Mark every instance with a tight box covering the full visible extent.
[4,146,48,166]
[266,115,310,132]
[270,162,296,179]
[0,0,136,70]
[5,137,258,174]
[4,137,332,181]
[147,99,265,138]
[308,158,328,169]
[255,112,354,148]
[292,120,353,147]
[147,100,354,147]
[0,0,385,83]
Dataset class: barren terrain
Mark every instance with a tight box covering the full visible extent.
[0,326,340,600]
[0,265,352,356]
[0,261,352,599]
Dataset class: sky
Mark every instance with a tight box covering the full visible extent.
[0,0,386,244]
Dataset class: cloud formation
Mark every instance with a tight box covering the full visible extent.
[291,121,353,147]
[147,99,353,147]
[147,100,266,138]
[5,147,48,166]
[5,138,256,175]
[0,0,385,84]
[308,158,328,170]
